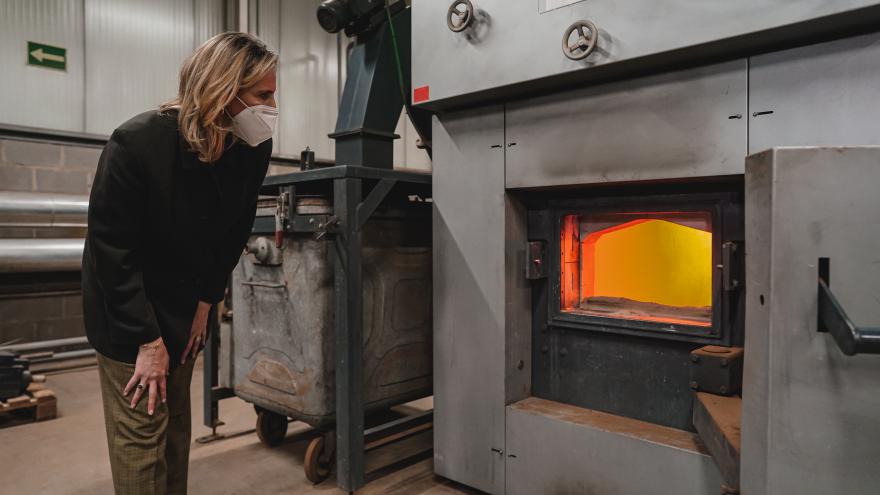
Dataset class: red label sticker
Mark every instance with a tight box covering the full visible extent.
[413,85,430,103]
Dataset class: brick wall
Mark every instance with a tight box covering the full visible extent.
[0,137,99,344]
[0,293,84,343]
[0,138,99,195]
[0,139,324,345]
[0,139,298,345]
[0,137,98,240]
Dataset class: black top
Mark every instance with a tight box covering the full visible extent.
[82,110,271,366]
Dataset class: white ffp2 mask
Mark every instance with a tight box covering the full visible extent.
[229,96,277,147]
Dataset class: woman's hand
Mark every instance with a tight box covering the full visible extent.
[181,301,211,364]
[123,337,169,415]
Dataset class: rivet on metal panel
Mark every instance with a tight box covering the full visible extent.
[691,354,700,363]
[690,381,699,390]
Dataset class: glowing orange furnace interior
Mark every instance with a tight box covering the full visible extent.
[560,212,713,327]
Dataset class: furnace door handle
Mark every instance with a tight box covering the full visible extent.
[447,0,474,33]
[817,258,880,356]
[563,20,599,61]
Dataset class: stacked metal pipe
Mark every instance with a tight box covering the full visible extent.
[0,191,86,273]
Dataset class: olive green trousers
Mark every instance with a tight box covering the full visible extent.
[97,353,196,495]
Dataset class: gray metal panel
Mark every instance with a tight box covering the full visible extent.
[412,0,880,106]
[505,60,747,188]
[85,0,197,134]
[506,398,722,494]
[276,0,340,160]
[194,0,226,46]
[0,0,85,132]
[254,0,282,152]
[433,108,506,494]
[505,195,531,404]
[231,226,432,425]
[741,147,880,494]
[393,113,432,172]
[749,32,880,154]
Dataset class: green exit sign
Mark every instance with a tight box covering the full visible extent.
[28,41,66,71]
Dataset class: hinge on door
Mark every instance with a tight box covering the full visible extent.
[526,241,546,280]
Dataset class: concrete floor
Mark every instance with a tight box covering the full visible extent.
[0,359,479,494]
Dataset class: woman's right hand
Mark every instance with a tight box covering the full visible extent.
[123,337,169,415]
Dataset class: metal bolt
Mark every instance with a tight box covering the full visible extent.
[720,358,729,368]
[719,385,729,394]
[690,381,699,390]
[691,355,700,363]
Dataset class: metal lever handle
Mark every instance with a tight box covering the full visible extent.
[817,258,880,356]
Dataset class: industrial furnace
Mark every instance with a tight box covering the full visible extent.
[417,1,880,493]
[528,188,744,431]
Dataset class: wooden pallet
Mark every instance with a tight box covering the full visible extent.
[0,382,57,426]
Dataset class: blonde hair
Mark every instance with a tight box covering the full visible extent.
[160,32,277,163]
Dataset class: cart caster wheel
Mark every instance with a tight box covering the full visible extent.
[304,435,333,484]
[256,410,288,447]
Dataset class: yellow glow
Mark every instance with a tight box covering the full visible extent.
[582,219,712,308]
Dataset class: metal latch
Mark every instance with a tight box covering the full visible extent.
[274,190,292,248]
[526,241,546,280]
[314,216,339,241]
[721,241,743,291]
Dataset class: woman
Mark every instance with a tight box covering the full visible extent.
[82,32,277,494]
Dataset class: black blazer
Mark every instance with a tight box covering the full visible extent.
[82,110,271,365]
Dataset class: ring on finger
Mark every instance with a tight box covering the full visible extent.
[137,383,145,390]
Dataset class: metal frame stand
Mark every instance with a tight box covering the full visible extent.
[202,165,431,491]
[328,170,428,491]
[198,304,234,444]
[334,177,365,491]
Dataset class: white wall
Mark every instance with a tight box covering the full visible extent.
[0,0,431,170]
[253,0,430,170]
[0,0,225,136]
